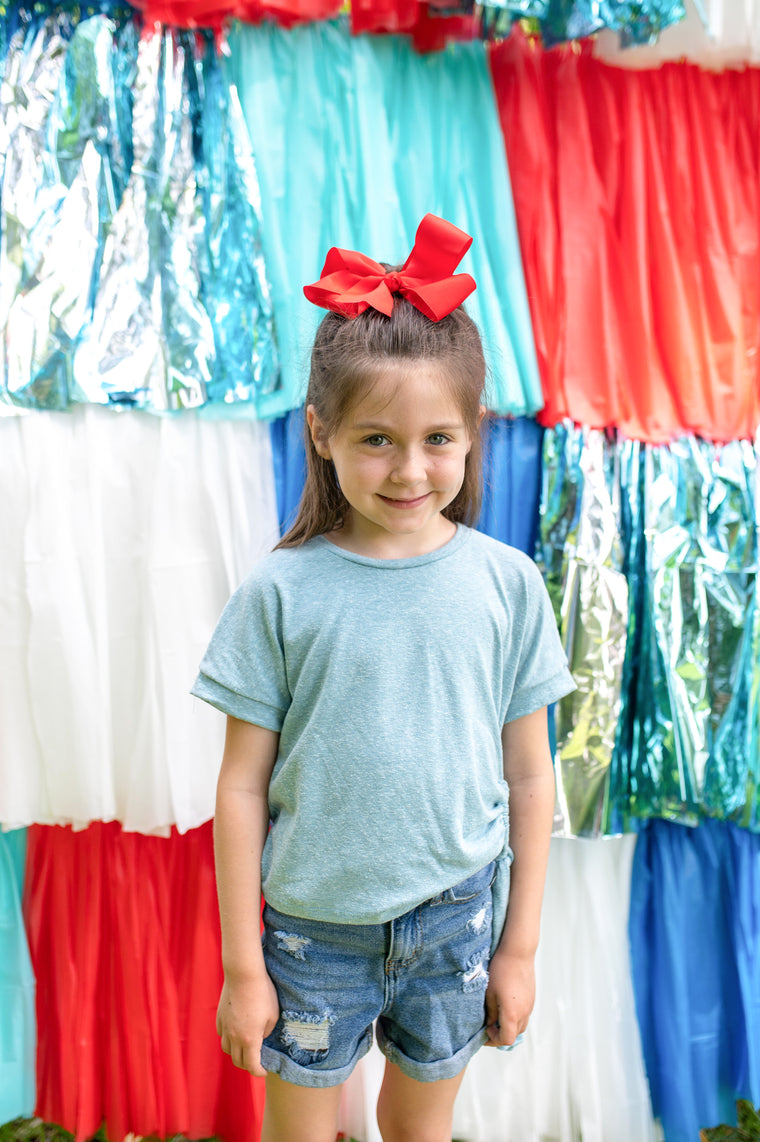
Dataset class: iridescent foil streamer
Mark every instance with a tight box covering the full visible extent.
[75,24,279,411]
[622,437,760,828]
[2,14,278,414]
[538,422,629,837]
[196,43,279,408]
[541,430,760,834]
[0,14,75,410]
[74,27,213,410]
[539,0,686,44]
[415,0,684,44]
[0,10,139,412]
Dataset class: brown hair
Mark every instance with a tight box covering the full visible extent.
[276,294,487,549]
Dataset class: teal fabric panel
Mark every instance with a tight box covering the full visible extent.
[0,829,35,1122]
[228,19,543,420]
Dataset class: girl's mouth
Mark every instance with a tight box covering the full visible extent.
[378,493,430,509]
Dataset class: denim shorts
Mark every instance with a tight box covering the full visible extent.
[260,861,497,1087]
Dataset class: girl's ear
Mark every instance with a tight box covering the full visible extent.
[465,405,487,455]
[307,405,332,459]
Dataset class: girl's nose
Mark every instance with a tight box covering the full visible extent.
[391,448,425,485]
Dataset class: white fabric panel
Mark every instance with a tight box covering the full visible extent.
[0,407,279,833]
[338,836,658,1142]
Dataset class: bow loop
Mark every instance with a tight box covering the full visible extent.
[303,214,476,322]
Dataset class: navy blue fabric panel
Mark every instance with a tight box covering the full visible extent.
[478,415,544,553]
[629,818,760,1142]
[269,407,307,537]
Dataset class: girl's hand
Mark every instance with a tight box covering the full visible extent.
[484,948,536,1048]
[216,971,280,1076]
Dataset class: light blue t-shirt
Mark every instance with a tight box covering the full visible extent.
[192,525,575,927]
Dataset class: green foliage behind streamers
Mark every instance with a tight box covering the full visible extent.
[701,1100,760,1141]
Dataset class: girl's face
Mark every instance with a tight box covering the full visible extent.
[307,363,480,559]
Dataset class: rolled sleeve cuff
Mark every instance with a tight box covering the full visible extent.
[505,667,576,724]
[191,672,285,732]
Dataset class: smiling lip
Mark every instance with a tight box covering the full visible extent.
[378,493,431,509]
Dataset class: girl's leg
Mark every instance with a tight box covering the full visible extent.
[376,1060,467,1142]
[261,1073,343,1142]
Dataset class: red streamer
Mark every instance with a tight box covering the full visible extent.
[126,0,476,46]
[127,0,341,31]
[490,29,760,444]
[25,822,264,1142]
[348,2,477,48]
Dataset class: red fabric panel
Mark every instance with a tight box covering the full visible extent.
[25,823,264,1142]
[348,1,477,46]
[125,0,475,40]
[490,29,760,444]
[127,0,341,30]
[350,0,421,34]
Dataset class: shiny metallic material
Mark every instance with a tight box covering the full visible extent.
[540,0,686,44]
[625,437,760,829]
[0,14,76,411]
[541,426,760,836]
[197,47,279,407]
[75,27,213,410]
[538,423,629,837]
[2,16,278,414]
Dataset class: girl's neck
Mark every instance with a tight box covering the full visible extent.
[324,512,457,560]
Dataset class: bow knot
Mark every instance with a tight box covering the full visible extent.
[303,214,476,322]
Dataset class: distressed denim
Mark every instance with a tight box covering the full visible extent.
[260,861,497,1087]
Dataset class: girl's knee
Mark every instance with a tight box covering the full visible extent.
[261,1073,342,1142]
[376,1070,460,1142]
[376,1107,452,1142]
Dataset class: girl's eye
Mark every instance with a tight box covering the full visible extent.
[427,433,450,446]
[364,434,389,447]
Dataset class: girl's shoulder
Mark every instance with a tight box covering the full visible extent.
[235,536,331,595]
[461,526,544,582]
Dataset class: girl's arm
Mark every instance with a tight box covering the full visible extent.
[213,715,281,1075]
[485,706,555,1048]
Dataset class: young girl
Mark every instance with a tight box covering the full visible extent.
[192,215,575,1142]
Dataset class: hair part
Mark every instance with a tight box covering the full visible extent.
[276,295,487,549]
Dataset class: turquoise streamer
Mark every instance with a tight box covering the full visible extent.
[538,428,760,833]
[228,19,543,420]
[0,829,35,1123]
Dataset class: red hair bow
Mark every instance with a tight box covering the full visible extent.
[303,213,476,322]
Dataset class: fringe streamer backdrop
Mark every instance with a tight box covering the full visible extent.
[228,18,543,418]
[0,408,279,832]
[0,830,34,1123]
[0,14,279,415]
[539,424,760,838]
[490,29,760,443]
[24,822,265,1141]
[630,818,760,1142]
[3,7,760,1141]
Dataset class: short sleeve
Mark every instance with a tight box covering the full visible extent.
[504,559,575,723]
[191,572,290,731]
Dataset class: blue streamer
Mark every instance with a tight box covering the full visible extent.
[630,819,760,1142]
[479,414,544,552]
[269,406,307,537]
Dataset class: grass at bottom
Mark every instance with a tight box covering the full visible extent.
[0,1124,220,1142]
[0,1122,83,1142]
[2,1121,467,1142]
